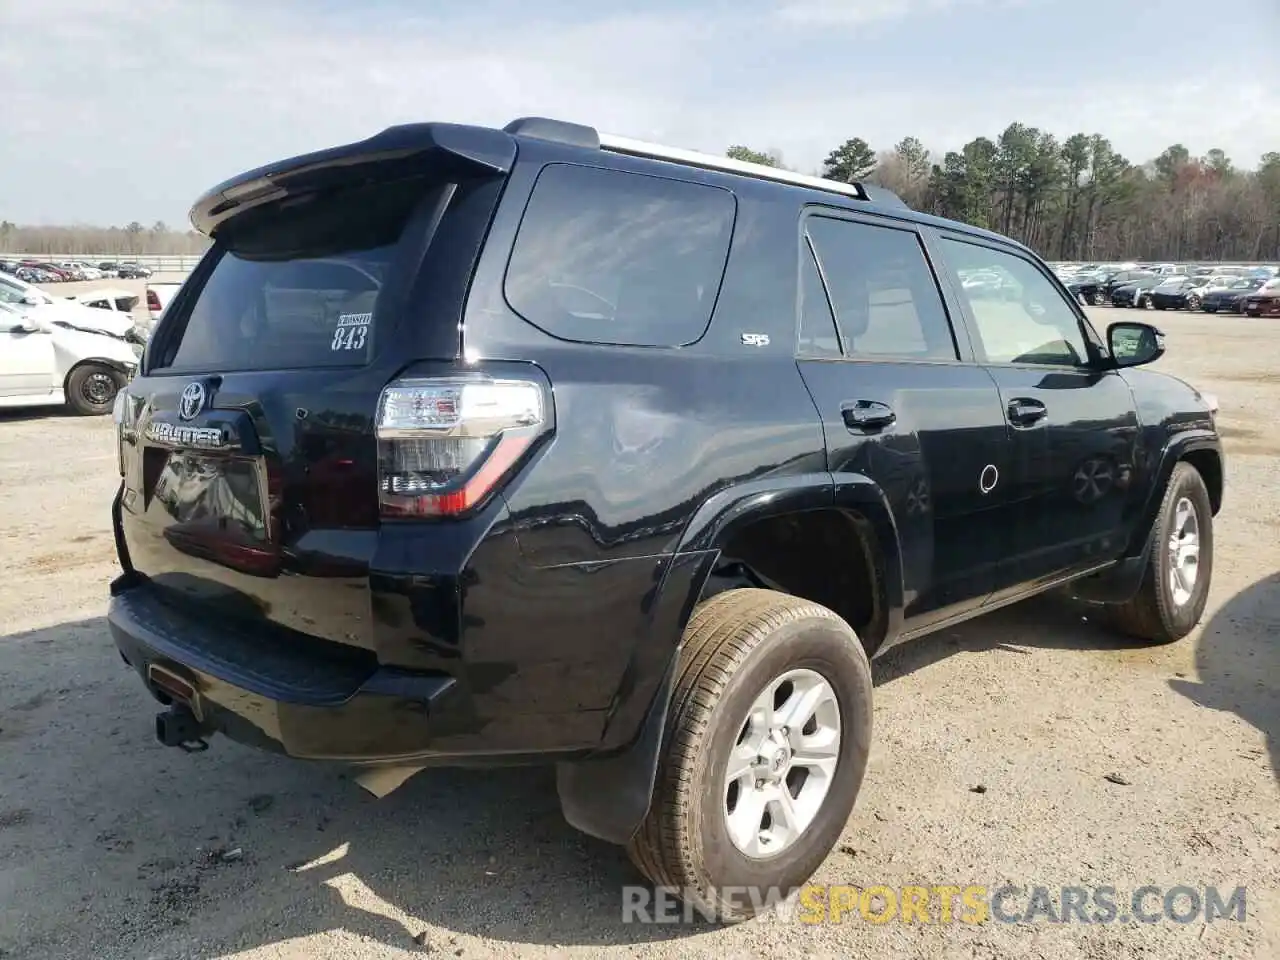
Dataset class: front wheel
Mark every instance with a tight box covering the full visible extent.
[65,363,124,416]
[1140,294,1154,309]
[1103,462,1213,643]
[627,589,873,922]
[1091,291,1108,306]
[1186,294,1201,310]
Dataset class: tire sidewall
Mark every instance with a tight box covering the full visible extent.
[1153,466,1214,633]
[685,617,872,913]
[68,364,123,416]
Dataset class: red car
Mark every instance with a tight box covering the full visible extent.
[1240,278,1280,317]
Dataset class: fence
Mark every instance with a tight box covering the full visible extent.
[1,254,202,274]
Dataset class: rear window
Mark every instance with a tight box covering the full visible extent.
[157,177,428,373]
[504,163,735,347]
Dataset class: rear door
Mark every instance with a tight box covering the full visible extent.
[795,210,1011,632]
[116,165,495,649]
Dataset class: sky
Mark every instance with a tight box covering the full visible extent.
[2,0,1277,227]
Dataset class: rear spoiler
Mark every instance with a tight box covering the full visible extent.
[189,123,518,237]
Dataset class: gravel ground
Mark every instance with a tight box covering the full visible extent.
[0,302,1276,960]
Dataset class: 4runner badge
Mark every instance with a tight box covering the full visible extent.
[144,422,226,449]
[179,382,206,421]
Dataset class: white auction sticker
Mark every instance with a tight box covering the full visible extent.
[331,312,371,351]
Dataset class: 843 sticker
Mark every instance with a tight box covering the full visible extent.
[331,313,371,351]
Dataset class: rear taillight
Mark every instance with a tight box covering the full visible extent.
[146,289,162,312]
[375,377,546,518]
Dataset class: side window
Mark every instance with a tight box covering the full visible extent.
[504,164,736,347]
[797,240,841,358]
[805,216,958,361]
[943,238,1089,366]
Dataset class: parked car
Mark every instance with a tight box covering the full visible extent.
[1110,278,1160,308]
[114,262,152,279]
[1101,269,1160,301]
[145,281,182,327]
[104,115,1224,922]
[0,300,139,415]
[69,287,143,316]
[1148,276,1203,310]
[1239,278,1280,317]
[0,272,142,340]
[1065,272,1108,306]
[1201,277,1266,313]
[1182,275,1238,310]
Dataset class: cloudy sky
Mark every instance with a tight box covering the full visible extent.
[2,0,1276,227]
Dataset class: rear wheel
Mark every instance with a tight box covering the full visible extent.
[1104,462,1213,644]
[1186,294,1201,310]
[1091,291,1107,306]
[1140,293,1154,309]
[628,588,872,922]
[66,363,123,416]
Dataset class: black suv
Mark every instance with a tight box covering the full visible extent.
[107,117,1224,921]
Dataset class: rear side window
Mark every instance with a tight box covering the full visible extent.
[805,216,958,361]
[157,176,429,373]
[504,164,735,347]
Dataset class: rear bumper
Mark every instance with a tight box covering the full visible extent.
[109,580,464,762]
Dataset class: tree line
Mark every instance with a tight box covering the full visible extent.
[728,128,1280,263]
[0,220,211,258]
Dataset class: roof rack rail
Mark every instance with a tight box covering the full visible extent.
[598,133,905,206]
[500,117,907,208]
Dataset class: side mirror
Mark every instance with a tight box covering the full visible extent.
[1108,321,1165,368]
[20,295,40,306]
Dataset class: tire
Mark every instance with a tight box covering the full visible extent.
[1186,294,1201,311]
[1104,462,1213,644]
[1140,294,1153,309]
[627,588,873,922]
[65,363,123,416]
[1091,291,1107,306]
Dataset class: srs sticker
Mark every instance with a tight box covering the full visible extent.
[331,313,371,352]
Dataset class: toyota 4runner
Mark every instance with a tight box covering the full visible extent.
[107,116,1224,921]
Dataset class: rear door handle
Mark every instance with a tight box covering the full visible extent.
[1008,398,1047,426]
[841,400,896,432]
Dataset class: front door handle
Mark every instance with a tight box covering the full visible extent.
[842,400,896,432]
[1008,398,1047,426]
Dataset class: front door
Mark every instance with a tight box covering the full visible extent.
[931,232,1141,599]
[0,322,56,396]
[796,210,1011,633]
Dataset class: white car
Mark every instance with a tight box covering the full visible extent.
[0,271,141,339]
[70,262,105,281]
[1,301,140,415]
[68,287,142,316]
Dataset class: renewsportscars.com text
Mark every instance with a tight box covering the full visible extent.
[622,883,1248,925]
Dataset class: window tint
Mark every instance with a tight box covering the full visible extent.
[942,238,1089,367]
[804,217,957,361]
[504,164,735,347]
[157,176,431,373]
[798,241,841,358]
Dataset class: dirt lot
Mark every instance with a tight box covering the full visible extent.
[0,304,1276,960]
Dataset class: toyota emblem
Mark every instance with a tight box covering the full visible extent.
[179,382,206,421]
